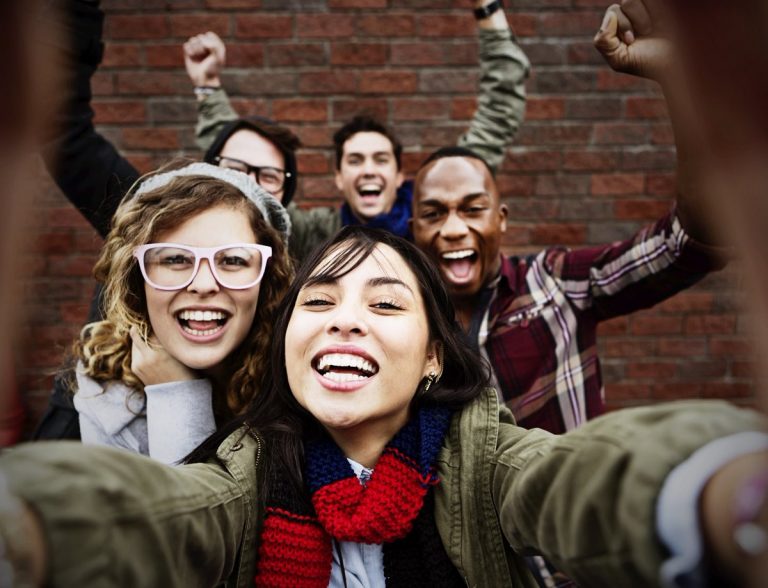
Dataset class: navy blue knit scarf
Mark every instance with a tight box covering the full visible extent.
[340,181,413,240]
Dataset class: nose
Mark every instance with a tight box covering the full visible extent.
[187,259,220,294]
[326,300,368,338]
[439,210,469,241]
[361,157,376,176]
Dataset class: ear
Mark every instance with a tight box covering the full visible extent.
[334,169,344,192]
[499,203,508,233]
[424,340,443,380]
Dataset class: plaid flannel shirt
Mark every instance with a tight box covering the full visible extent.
[472,211,725,434]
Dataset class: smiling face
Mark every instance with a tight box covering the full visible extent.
[411,156,508,301]
[285,243,440,447]
[335,131,405,221]
[143,204,261,373]
[219,129,286,202]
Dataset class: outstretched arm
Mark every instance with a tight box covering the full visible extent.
[457,0,530,174]
[41,0,139,238]
[593,0,715,243]
[185,32,239,152]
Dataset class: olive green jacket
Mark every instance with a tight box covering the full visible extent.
[2,390,762,587]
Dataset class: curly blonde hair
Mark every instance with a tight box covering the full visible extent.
[74,165,294,420]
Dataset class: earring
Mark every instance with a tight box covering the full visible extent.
[423,372,437,393]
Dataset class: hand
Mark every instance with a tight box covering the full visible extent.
[183,31,225,87]
[593,0,672,82]
[130,328,197,386]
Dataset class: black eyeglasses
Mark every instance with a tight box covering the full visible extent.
[214,156,290,195]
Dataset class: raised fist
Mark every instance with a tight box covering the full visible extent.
[183,31,226,87]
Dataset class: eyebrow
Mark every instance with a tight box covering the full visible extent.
[303,275,414,295]
[345,151,393,159]
[418,191,490,207]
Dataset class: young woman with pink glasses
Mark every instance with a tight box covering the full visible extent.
[68,160,293,464]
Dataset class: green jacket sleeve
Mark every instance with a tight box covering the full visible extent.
[491,400,764,587]
[287,203,342,264]
[457,27,530,174]
[195,88,239,152]
[1,429,263,588]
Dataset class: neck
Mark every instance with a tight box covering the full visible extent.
[326,413,409,469]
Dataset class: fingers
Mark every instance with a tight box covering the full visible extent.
[620,0,652,38]
[183,35,208,60]
[199,31,226,64]
[594,6,621,55]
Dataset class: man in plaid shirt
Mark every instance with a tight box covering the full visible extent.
[410,2,726,435]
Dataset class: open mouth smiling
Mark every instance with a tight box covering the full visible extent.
[357,182,383,199]
[314,352,379,383]
[440,249,477,280]
[177,309,229,337]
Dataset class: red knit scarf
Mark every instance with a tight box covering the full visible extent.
[253,406,456,587]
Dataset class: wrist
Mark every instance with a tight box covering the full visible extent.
[473,0,508,30]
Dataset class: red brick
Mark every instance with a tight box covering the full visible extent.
[535,174,590,196]
[205,0,262,7]
[658,337,708,357]
[596,70,655,91]
[294,125,336,148]
[122,128,181,150]
[266,43,327,67]
[651,123,675,146]
[331,44,388,66]
[567,40,604,65]
[145,44,184,68]
[301,176,339,200]
[420,71,477,94]
[709,337,754,356]
[358,14,415,37]
[116,72,186,95]
[500,225,533,248]
[684,314,737,335]
[332,99,388,123]
[125,154,157,174]
[591,173,644,196]
[626,97,669,119]
[732,361,756,378]
[296,14,354,38]
[537,11,601,36]
[598,316,629,335]
[329,0,386,6]
[235,15,293,39]
[614,199,670,220]
[563,150,618,171]
[102,43,142,67]
[392,98,449,121]
[677,359,728,379]
[416,15,475,37]
[566,96,622,119]
[526,97,565,120]
[607,383,652,401]
[297,153,331,174]
[508,13,537,37]
[646,173,676,197]
[495,174,536,198]
[700,382,753,399]
[655,292,714,313]
[298,72,357,95]
[359,71,417,94]
[502,149,563,172]
[450,97,476,120]
[92,100,146,124]
[272,99,328,122]
[530,223,586,245]
[169,14,231,38]
[106,15,170,40]
[601,338,656,358]
[626,361,677,379]
[226,43,265,67]
[517,124,592,146]
[593,122,649,145]
[91,72,115,96]
[630,315,682,335]
[651,383,703,400]
[390,43,446,66]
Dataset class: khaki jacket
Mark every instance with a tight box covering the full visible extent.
[3,390,762,587]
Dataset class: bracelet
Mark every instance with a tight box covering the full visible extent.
[733,469,768,556]
[193,86,219,98]
[474,0,502,20]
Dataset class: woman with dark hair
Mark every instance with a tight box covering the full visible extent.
[1,226,765,587]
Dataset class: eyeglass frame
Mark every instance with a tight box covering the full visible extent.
[213,155,291,193]
[133,243,273,291]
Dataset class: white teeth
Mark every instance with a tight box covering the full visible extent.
[317,353,377,375]
[324,372,368,383]
[358,183,382,194]
[178,310,227,321]
[181,325,222,337]
[442,249,474,260]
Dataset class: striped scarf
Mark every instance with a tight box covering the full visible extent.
[254,405,463,587]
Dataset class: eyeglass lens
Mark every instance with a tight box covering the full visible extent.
[217,157,285,193]
[142,245,265,289]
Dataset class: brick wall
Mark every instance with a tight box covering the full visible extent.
[17,0,755,436]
